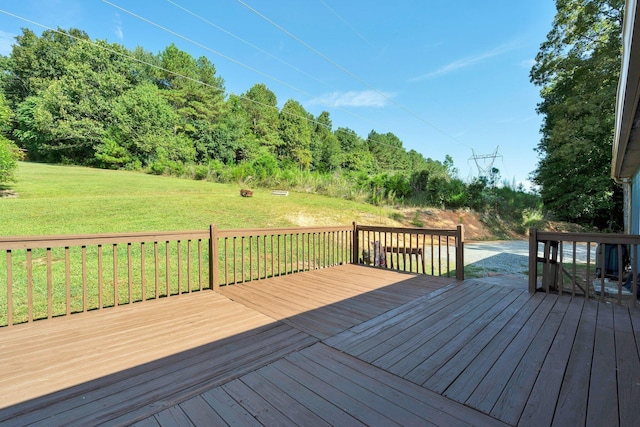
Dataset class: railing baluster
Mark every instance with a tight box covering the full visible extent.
[586,242,591,299]
[198,239,203,291]
[113,244,118,306]
[154,241,159,299]
[558,241,563,295]
[165,241,170,297]
[187,240,191,293]
[446,236,451,278]
[47,248,52,319]
[6,250,12,326]
[633,244,638,305]
[617,243,623,305]
[82,246,88,312]
[224,238,228,286]
[283,234,287,275]
[233,237,237,285]
[65,247,71,315]
[177,240,182,295]
[141,242,146,300]
[128,243,133,303]
[27,249,32,322]
[241,236,245,283]
[98,245,103,309]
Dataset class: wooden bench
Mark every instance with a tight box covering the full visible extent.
[384,246,425,273]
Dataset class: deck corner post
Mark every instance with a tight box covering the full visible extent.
[528,227,538,293]
[209,224,219,291]
[456,224,465,281]
[352,222,359,265]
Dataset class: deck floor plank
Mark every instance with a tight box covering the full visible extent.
[464,294,559,413]
[422,289,533,394]
[390,285,512,378]
[325,283,466,354]
[489,295,571,424]
[404,287,524,385]
[1,264,637,426]
[354,283,493,364]
[177,396,227,427]
[612,304,640,427]
[443,292,552,404]
[518,297,585,427]
[550,299,599,427]
[587,302,619,427]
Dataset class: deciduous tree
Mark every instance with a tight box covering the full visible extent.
[530,0,623,228]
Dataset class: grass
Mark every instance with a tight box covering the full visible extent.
[0,163,462,325]
[0,162,386,236]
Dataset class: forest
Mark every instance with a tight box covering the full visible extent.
[0,26,539,229]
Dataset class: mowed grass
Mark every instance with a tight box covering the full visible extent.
[0,162,386,236]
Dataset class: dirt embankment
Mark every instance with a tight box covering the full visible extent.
[395,208,498,241]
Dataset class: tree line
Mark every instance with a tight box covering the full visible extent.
[0,26,539,225]
[530,0,624,230]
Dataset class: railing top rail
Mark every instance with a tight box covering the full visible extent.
[535,230,640,244]
[0,230,210,250]
[216,225,353,238]
[356,224,460,237]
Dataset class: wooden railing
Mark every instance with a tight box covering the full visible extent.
[1,224,464,327]
[529,228,639,306]
[0,231,210,327]
[354,224,464,280]
[209,225,354,289]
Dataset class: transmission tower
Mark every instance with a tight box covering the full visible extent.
[470,146,503,184]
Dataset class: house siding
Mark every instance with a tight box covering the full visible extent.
[633,172,640,234]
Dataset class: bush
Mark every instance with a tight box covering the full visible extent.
[0,138,20,183]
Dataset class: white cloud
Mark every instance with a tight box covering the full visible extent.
[520,58,536,69]
[0,30,16,56]
[410,41,522,81]
[308,90,393,108]
[114,13,124,40]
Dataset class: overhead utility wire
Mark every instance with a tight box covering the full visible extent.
[317,0,372,48]
[235,0,474,151]
[102,0,309,98]
[103,1,372,133]
[100,1,412,154]
[165,0,335,91]
[0,8,405,155]
[0,9,323,129]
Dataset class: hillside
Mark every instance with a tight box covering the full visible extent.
[0,162,511,239]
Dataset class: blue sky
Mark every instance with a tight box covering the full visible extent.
[0,1,557,188]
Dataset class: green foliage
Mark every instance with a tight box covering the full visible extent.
[0,25,543,221]
[411,211,424,227]
[0,138,19,183]
[279,99,312,168]
[530,0,623,229]
[0,93,19,183]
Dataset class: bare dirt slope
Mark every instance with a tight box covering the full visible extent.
[397,208,495,241]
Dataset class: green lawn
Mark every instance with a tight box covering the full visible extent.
[0,162,387,236]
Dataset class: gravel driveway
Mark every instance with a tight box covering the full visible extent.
[464,240,595,278]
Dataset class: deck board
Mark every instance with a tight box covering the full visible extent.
[1,264,638,426]
[219,264,454,339]
[518,297,584,427]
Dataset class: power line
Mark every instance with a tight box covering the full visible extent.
[0,8,412,157]
[164,0,335,91]
[235,0,475,152]
[98,1,425,155]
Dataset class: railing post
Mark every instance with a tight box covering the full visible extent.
[352,222,359,265]
[456,224,465,281]
[209,224,219,291]
[528,227,538,293]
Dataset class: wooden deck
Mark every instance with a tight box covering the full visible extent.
[1,264,638,426]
